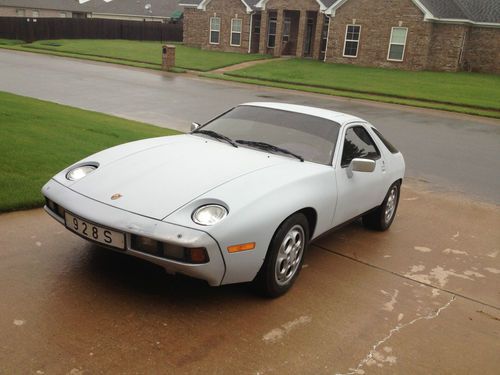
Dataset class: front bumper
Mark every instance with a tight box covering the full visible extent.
[42,179,226,286]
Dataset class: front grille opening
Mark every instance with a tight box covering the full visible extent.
[131,234,209,264]
[45,198,65,219]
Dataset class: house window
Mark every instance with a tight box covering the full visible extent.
[16,9,25,17]
[209,17,220,44]
[231,18,242,46]
[253,18,260,34]
[387,27,408,61]
[282,18,291,42]
[268,17,277,48]
[32,10,39,18]
[343,25,361,57]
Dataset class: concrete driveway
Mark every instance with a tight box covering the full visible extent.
[0,182,499,374]
[0,49,499,203]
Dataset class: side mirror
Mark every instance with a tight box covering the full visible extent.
[351,158,376,173]
[191,122,201,132]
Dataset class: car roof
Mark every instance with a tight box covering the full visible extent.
[241,102,365,126]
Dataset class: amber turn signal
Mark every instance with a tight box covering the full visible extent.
[227,242,256,253]
[187,247,209,263]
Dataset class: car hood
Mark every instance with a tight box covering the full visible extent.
[68,135,286,220]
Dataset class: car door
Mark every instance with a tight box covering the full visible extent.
[333,123,387,226]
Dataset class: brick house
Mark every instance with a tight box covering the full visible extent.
[179,0,500,73]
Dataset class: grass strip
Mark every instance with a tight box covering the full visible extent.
[224,59,500,112]
[23,39,271,71]
[201,73,500,119]
[0,91,179,213]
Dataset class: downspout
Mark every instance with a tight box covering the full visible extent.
[248,12,254,54]
[323,14,331,62]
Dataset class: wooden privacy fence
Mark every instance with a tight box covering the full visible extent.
[0,17,183,42]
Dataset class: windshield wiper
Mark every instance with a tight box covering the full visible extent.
[193,129,238,148]
[235,140,304,162]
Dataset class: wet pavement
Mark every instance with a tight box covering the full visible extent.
[1,181,499,374]
[1,49,500,203]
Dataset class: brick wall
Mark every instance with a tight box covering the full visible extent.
[325,0,432,70]
[183,0,250,53]
[463,27,500,74]
[426,23,467,72]
[265,0,320,11]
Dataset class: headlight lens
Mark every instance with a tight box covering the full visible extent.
[66,165,97,181]
[192,204,228,226]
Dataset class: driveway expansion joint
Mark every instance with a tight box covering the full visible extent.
[314,244,500,311]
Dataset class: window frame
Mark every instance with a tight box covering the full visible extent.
[343,24,361,58]
[267,17,277,48]
[340,125,381,168]
[209,16,221,45]
[230,18,242,47]
[387,27,408,62]
[282,17,291,42]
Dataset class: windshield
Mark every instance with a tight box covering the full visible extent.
[196,106,340,165]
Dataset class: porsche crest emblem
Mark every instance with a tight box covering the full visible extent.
[111,193,122,200]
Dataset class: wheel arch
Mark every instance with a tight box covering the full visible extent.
[296,207,318,240]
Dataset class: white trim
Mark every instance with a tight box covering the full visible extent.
[386,27,408,62]
[342,24,361,58]
[424,18,500,28]
[230,18,242,47]
[209,16,220,45]
[198,0,252,13]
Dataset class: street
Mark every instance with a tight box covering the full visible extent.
[0,49,499,203]
[0,49,499,374]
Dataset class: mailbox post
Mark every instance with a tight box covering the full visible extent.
[161,44,176,71]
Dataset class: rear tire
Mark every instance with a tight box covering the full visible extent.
[362,182,401,231]
[254,213,309,298]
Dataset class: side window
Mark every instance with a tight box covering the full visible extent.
[371,127,399,154]
[341,126,380,167]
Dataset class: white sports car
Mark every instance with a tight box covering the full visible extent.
[42,103,405,297]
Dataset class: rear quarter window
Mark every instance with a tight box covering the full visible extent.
[371,128,399,154]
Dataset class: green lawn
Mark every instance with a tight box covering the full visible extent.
[0,38,24,46]
[0,91,178,212]
[225,59,500,111]
[20,39,270,71]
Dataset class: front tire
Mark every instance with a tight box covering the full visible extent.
[254,213,309,298]
[362,182,401,231]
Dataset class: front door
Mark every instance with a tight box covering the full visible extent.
[333,124,386,226]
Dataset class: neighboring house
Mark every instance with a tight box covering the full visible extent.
[179,0,500,73]
[0,0,182,22]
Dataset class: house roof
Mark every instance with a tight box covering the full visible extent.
[327,0,500,25]
[0,0,182,18]
[418,0,500,24]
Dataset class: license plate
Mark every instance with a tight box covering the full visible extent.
[64,212,125,249]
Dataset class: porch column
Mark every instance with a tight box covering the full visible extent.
[273,9,284,57]
[295,10,307,57]
[312,12,323,59]
[259,10,268,54]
